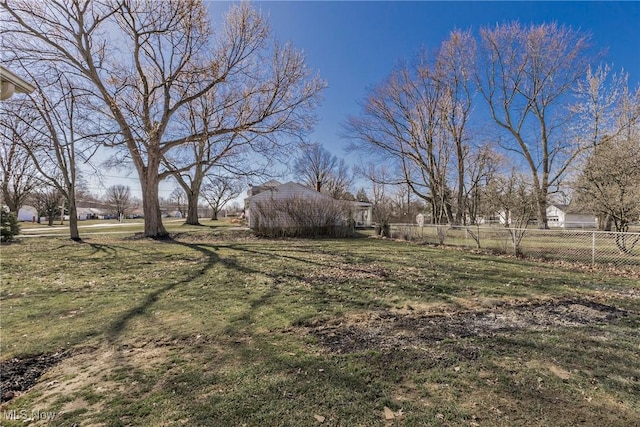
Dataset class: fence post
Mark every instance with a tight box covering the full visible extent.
[592,231,596,266]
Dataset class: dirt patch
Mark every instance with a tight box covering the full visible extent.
[0,335,222,413]
[306,299,628,354]
[1,350,70,403]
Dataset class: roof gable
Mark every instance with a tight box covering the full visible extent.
[246,181,335,202]
[547,203,594,215]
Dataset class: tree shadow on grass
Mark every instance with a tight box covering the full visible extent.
[82,241,142,256]
[104,238,264,344]
[105,278,190,342]
[50,241,142,256]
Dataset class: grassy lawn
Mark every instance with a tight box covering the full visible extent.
[17,217,239,236]
[1,227,638,426]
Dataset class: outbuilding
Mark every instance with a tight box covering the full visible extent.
[546,204,597,229]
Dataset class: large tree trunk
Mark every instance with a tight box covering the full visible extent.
[2,181,18,214]
[596,213,613,231]
[185,189,201,225]
[140,162,168,238]
[455,146,465,226]
[142,186,168,238]
[68,200,81,241]
[536,188,549,229]
[173,167,203,226]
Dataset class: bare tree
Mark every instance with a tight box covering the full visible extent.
[570,65,640,231]
[31,186,64,227]
[436,29,476,225]
[487,170,537,255]
[168,187,187,218]
[166,82,292,225]
[571,65,637,149]
[104,184,131,220]
[1,65,97,241]
[0,110,39,213]
[324,158,353,200]
[201,175,243,220]
[2,1,324,237]
[345,31,478,225]
[292,142,352,198]
[464,144,503,225]
[293,143,335,192]
[574,134,640,234]
[358,163,396,236]
[573,133,640,255]
[476,22,593,229]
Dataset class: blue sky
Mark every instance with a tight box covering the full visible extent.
[236,1,640,164]
[97,1,640,199]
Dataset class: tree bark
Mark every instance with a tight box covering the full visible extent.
[536,187,549,229]
[185,188,201,225]
[139,156,168,238]
[68,201,80,241]
[142,184,167,238]
[454,143,465,225]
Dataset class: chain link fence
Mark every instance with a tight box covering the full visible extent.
[389,224,640,267]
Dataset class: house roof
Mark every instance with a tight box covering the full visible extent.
[246,181,335,202]
[247,179,283,196]
[76,207,106,215]
[0,66,35,100]
[259,179,282,188]
[245,181,374,211]
[547,203,594,215]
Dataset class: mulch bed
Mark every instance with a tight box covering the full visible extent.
[1,351,70,403]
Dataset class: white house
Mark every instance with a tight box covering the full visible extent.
[244,181,373,230]
[76,207,105,220]
[16,205,38,222]
[546,204,597,229]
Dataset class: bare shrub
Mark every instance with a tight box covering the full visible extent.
[251,196,354,238]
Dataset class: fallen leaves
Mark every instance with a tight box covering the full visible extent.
[383,406,404,420]
[383,406,395,420]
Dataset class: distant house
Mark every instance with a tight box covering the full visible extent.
[17,205,38,222]
[76,207,105,220]
[244,181,372,232]
[546,204,597,229]
[496,210,536,226]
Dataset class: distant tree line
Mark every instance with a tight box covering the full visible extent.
[343,24,639,231]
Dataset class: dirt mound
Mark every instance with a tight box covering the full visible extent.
[1,351,70,403]
[307,299,627,354]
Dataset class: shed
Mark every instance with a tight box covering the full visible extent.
[546,204,597,229]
